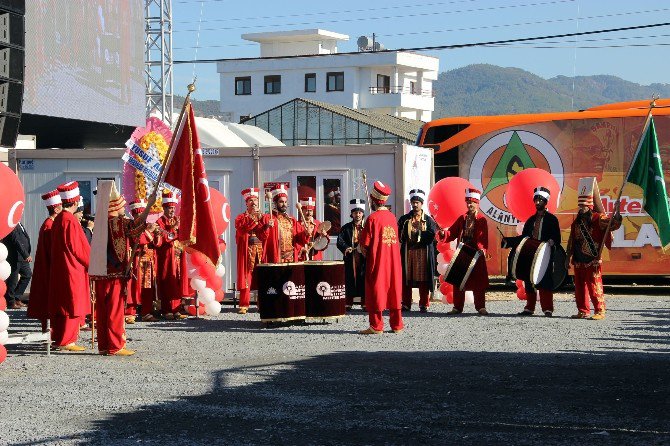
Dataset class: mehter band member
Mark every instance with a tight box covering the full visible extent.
[296,196,329,261]
[260,184,306,263]
[438,188,490,316]
[358,181,403,334]
[235,187,263,314]
[566,177,621,320]
[398,189,437,313]
[156,191,188,320]
[337,199,366,311]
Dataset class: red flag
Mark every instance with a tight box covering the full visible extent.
[164,103,221,264]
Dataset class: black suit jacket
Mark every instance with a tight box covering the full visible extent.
[3,223,31,262]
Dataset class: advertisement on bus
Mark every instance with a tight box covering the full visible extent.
[420,101,670,277]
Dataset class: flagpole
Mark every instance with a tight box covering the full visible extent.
[125,83,196,277]
[597,98,656,259]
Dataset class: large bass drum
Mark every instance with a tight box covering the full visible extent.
[304,261,346,321]
[256,263,306,323]
[550,245,568,290]
[444,242,481,291]
[512,237,551,285]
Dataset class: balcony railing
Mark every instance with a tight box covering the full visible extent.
[368,86,434,97]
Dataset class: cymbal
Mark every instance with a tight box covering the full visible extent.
[317,221,331,233]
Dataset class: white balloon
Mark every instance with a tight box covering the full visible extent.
[436,253,445,265]
[190,277,207,292]
[215,263,225,277]
[0,261,10,281]
[0,243,7,262]
[198,287,216,303]
[516,222,525,236]
[205,300,221,316]
[0,330,7,345]
[0,311,8,331]
[436,262,449,276]
[465,291,475,305]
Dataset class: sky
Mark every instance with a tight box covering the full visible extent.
[171,0,670,100]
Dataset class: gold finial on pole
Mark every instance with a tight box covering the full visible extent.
[187,83,196,93]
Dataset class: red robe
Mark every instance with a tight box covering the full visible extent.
[27,216,55,323]
[359,208,402,312]
[440,212,489,291]
[94,216,140,354]
[295,218,328,261]
[155,215,186,313]
[48,210,90,318]
[259,212,307,263]
[235,212,263,290]
[129,229,161,315]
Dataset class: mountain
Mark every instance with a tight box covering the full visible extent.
[178,64,670,121]
[432,64,670,119]
[174,95,222,118]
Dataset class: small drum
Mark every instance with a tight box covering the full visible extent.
[304,261,346,320]
[444,242,481,291]
[311,221,332,252]
[512,237,551,285]
[256,263,306,323]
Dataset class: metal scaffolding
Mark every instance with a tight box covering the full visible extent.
[145,0,173,127]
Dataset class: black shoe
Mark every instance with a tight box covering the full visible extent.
[402,305,411,311]
[419,307,428,313]
[544,311,553,317]
[517,310,533,316]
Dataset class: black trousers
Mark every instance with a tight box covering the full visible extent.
[5,259,32,304]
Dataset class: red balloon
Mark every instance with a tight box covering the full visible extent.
[442,248,455,263]
[186,305,197,316]
[0,296,6,311]
[436,241,450,253]
[187,247,213,269]
[214,289,224,303]
[205,272,223,291]
[0,163,25,239]
[0,344,6,364]
[515,280,527,300]
[439,282,454,304]
[0,280,6,297]
[505,168,560,222]
[209,187,230,237]
[427,177,475,229]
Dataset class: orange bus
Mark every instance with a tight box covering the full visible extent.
[417,99,670,277]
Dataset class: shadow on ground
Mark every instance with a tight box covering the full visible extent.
[16,349,670,446]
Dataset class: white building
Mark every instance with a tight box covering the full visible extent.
[217,29,439,123]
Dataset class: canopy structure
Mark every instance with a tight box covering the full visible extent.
[171,114,285,148]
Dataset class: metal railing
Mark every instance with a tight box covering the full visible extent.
[368,86,434,97]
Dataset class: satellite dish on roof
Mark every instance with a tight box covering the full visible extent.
[357,35,372,51]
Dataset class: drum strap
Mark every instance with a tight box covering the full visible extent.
[578,218,599,258]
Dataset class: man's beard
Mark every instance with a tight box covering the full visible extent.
[277,205,287,214]
[578,208,592,221]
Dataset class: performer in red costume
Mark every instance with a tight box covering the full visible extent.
[358,181,404,334]
[438,188,490,316]
[48,182,90,351]
[92,183,144,356]
[234,187,264,315]
[155,191,188,320]
[27,190,62,332]
[566,177,621,320]
[126,199,161,323]
[296,196,329,261]
[259,184,307,263]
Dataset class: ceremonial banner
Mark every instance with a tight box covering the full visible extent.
[626,118,670,249]
[164,104,221,264]
[403,145,433,214]
[89,180,113,277]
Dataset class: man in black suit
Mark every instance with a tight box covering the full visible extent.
[3,220,33,309]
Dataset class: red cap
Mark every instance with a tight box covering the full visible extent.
[299,196,316,210]
[370,180,391,203]
[162,191,178,206]
[57,182,80,205]
[241,187,260,202]
[465,188,481,203]
[41,190,62,207]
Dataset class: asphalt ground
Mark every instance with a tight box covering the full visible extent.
[0,293,669,446]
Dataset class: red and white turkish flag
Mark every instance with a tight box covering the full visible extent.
[164,103,221,264]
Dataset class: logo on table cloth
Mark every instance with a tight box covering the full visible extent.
[470,130,564,226]
[267,287,277,295]
[283,281,298,297]
[316,281,332,297]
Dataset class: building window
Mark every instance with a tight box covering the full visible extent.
[377,74,390,93]
[264,75,281,94]
[235,77,251,95]
[410,81,417,95]
[326,72,344,92]
[305,73,316,92]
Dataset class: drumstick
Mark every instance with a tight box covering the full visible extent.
[296,202,311,261]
